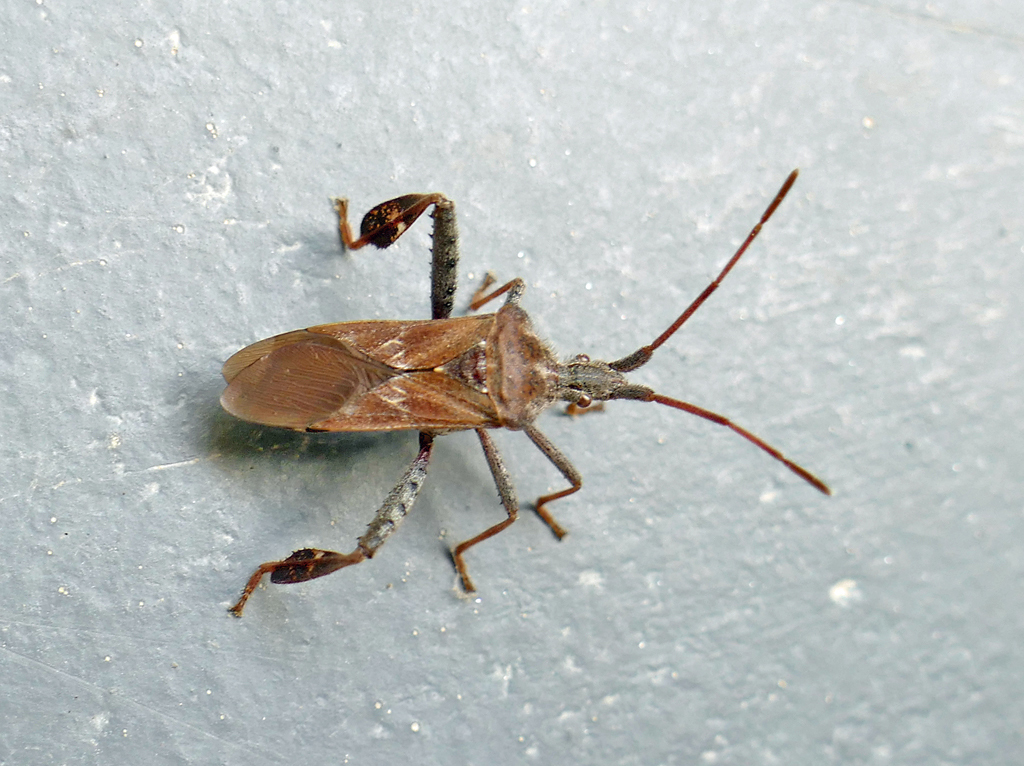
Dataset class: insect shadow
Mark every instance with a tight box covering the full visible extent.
[220,172,830,616]
[209,405,420,512]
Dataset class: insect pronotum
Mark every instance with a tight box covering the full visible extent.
[222,170,830,616]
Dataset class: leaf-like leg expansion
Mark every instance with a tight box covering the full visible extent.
[229,433,435,617]
[452,429,519,592]
[524,425,583,540]
[228,548,367,617]
[331,194,459,320]
[333,194,446,250]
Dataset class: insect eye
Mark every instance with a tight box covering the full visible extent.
[576,394,593,408]
[573,354,590,363]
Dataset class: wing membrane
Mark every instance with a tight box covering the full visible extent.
[222,326,501,432]
[221,333,395,430]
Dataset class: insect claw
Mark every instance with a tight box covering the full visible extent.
[452,551,477,593]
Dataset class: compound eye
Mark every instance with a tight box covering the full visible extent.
[576,394,593,408]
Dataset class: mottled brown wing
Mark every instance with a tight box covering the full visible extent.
[306,314,494,370]
[221,322,501,432]
[309,371,500,433]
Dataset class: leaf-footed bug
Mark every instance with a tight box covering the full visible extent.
[221,170,830,616]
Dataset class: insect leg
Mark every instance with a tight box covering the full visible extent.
[524,425,582,540]
[564,401,605,416]
[468,277,526,310]
[429,198,459,320]
[228,433,435,617]
[452,429,519,592]
[358,432,436,555]
[331,194,458,320]
[333,193,448,251]
[468,273,497,310]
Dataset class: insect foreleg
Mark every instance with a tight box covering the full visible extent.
[452,429,520,592]
[468,277,526,310]
[468,272,497,309]
[228,433,435,617]
[524,425,582,540]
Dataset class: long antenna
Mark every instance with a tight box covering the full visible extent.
[610,169,799,373]
[646,392,831,495]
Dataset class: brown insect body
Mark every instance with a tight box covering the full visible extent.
[223,175,830,616]
[221,304,570,433]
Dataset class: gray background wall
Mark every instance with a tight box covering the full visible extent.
[2,1,1021,764]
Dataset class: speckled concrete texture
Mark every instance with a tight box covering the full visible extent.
[2,1,1022,763]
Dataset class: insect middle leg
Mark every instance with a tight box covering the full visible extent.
[228,433,436,616]
[452,429,519,592]
[524,425,582,540]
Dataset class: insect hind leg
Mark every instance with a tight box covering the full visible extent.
[452,429,520,592]
[227,548,367,617]
[228,433,435,617]
[331,193,460,321]
[524,425,582,539]
[428,198,459,319]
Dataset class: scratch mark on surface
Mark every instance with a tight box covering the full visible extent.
[144,455,220,472]
[2,257,114,285]
[0,642,284,763]
[843,0,1024,46]
[0,619,302,664]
